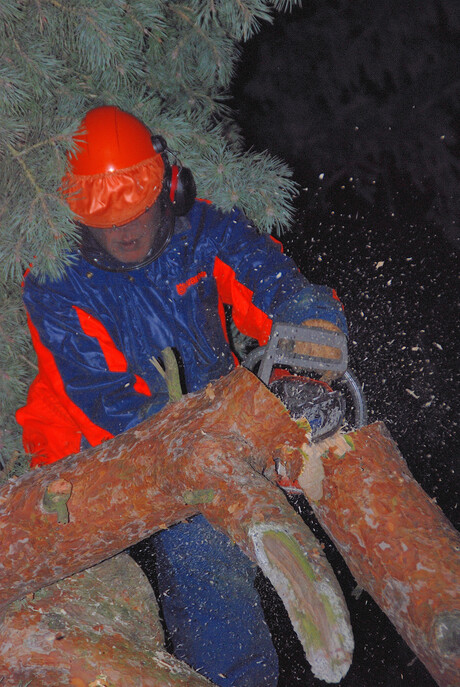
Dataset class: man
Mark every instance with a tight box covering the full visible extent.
[16,105,347,686]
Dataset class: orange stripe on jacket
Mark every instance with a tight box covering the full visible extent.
[73,307,151,396]
[213,257,273,346]
[16,316,114,466]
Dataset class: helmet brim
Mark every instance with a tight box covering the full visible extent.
[61,155,165,228]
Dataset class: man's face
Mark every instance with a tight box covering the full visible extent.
[87,203,161,264]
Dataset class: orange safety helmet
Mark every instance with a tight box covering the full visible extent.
[61,106,165,228]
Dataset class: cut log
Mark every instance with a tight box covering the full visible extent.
[0,552,213,686]
[5,370,456,684]
[0,367,353,683]
[308,422,460,687]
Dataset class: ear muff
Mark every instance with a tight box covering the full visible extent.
[151,135,196,216]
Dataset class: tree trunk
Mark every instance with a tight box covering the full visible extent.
[309,422,460,687]
[2,369,458,685]
[0,367,353,684]
[0,553,214,686]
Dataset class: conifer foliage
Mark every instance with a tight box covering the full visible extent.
[0,0,299,470]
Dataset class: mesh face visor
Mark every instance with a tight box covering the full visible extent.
[77,195,175,272]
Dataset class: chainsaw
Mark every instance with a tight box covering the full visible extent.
[243,322,367,443]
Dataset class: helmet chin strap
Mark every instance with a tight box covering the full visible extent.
[77,195,175,272]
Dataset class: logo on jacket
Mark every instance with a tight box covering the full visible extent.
[176,271,207,296]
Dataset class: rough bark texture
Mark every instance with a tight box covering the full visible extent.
[0,367,353,684]
[0,368,302,607]
[0,553,213,686]
[3,370,457,685]
[310,422,460,687]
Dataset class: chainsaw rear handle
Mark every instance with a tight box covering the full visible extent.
[243,322,368,429]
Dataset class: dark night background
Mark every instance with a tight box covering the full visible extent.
[231,2,458,685]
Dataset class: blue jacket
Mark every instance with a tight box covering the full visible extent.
[16,200,346,464]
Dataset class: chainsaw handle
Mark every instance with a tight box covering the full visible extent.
[242,345,266,372]
[244,322,348,385]
[339,369,368,429]
[243,322,368,430]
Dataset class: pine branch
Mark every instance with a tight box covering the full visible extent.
[0,0,300,462]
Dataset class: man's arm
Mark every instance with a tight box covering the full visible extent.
[20,274,169,443]
[204,204,347,345]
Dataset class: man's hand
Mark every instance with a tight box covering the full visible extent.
[295,319,345,381]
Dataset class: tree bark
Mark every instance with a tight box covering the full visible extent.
[0,553,214,686]
[0,367,353,684]
[309,422,460,687]
[2,369,458,685]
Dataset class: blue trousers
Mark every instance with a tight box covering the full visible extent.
[152,515,279,686]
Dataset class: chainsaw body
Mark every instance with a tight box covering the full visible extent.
[243,322,367,441]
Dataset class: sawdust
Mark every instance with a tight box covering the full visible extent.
[298,432,354,501]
